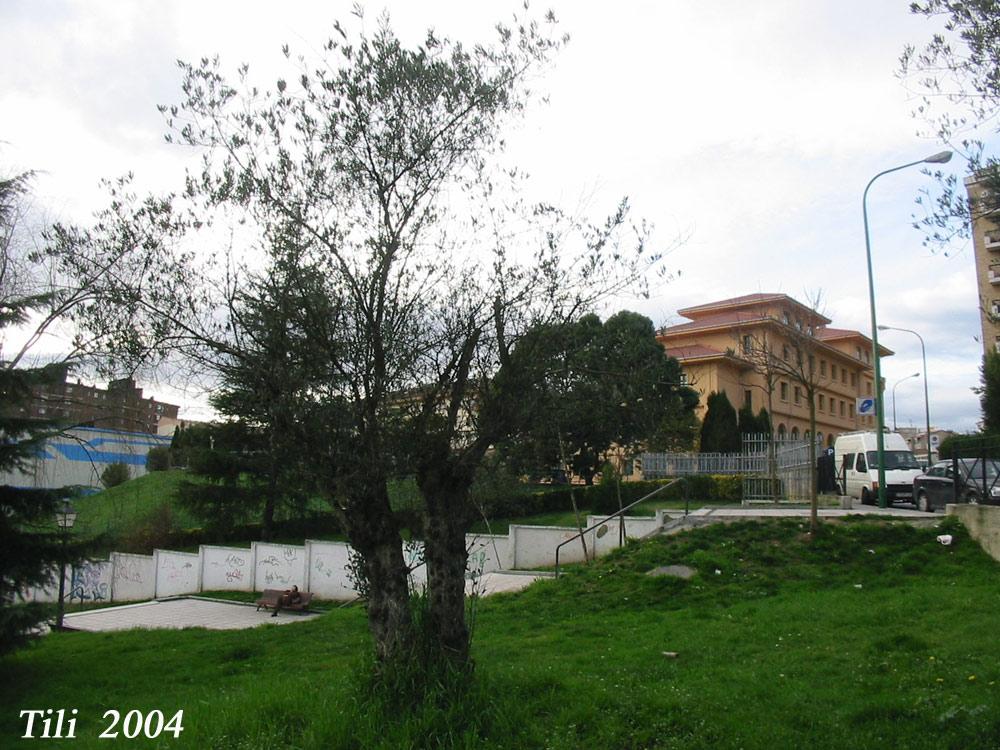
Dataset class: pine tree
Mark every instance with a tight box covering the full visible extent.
[0,171,88,652]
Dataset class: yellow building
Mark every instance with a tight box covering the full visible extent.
[964,174,1000,354]
[657,293,890,447]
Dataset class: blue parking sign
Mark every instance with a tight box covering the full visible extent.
[857,397,877,415]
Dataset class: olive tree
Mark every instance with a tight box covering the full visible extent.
[53,12,668,675]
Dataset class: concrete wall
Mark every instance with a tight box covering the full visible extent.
[201,545,254,592]
[949,504,1000,562]
[586,515,660,556]
[25,514,664,605]
[253,543,306,590]
[69,560,113,604]
[154,550,200,597]
[305,541,357,600]
[110,552,155,601]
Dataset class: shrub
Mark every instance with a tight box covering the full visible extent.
[145,447,171,472]
[100,462,130,488]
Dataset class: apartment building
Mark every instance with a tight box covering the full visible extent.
[657,293,890,447]
[964,174,1000,355]
[16,373,179,435]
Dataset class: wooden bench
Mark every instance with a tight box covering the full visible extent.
[255,588,313,613]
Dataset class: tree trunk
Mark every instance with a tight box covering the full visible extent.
[808,397,818,533]
[343,481,414,664]
[423,498,472,665]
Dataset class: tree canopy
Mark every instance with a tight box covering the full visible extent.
[502,310,698,484]
[52,12,672,680]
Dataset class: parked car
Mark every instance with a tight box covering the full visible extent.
[912,459,1000,512]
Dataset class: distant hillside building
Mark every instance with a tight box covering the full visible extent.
[16,374,179,435]
[657,293,890,447]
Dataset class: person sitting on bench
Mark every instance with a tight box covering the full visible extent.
[271,585,302,617]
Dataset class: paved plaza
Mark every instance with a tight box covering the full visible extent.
[61,572,545,633]
[63,598,320,632]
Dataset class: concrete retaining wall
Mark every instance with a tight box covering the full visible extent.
[110,552,155,601]
[154,550,200,597]
[25,515,663,605]
[201,546,253,592]
[949,504,1000,561]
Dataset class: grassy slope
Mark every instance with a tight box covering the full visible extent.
[7,518,999,748]
[71,470,200,539]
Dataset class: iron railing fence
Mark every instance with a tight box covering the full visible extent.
[641,434,822,503]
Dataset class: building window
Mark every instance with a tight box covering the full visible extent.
[744,389,752,408]
[783,312,790,325]
[791,426,800,439]
[992,300,1000,318]
[780,381,789,401]
[742,334,752,354]
[679,372,689,385]
[820,359,827,377]
[794,386,801,405]
[818,394,826,411]
[841,367,847,384]
[850,373,857,388]
[849,402,855,417]
[864,350,870,364]
[782,345,790,361]
[865,380,872,395]
[840,400,846,417]
[856,346,862,360]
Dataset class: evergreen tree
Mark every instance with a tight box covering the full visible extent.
[700,391,740,453]
[0,172,80,652]
[979,352,1000,433]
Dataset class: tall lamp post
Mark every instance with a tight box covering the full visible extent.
[862,150,952,508]
[54,499,77,630]
[891,372,920,431]
[880,324,933,467]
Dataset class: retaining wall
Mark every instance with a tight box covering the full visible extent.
[949,504,1000,562]
[25,514,664,605]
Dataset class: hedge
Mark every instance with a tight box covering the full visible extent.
[478,475,743,519]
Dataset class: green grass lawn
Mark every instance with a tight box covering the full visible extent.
[4,517,1000,748]
[70,470,200,540]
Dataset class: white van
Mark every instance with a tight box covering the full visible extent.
[834,431,924,505]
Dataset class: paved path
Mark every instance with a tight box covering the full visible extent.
[61,572,545,633]
[63,598,319,632]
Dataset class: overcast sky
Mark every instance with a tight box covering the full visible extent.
[0,1,986,431]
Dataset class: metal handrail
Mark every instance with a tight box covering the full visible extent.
[554,477,688,578]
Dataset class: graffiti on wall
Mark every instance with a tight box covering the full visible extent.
[70,564,109,602]
[258,547,300,586]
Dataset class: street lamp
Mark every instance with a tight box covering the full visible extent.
[879,324,932,467]
[54,499,77,630]
[891,372,920,432]
[862,149,952,508]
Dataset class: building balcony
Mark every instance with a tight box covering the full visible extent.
[990,266,1000,285]
[986,234,1000,250]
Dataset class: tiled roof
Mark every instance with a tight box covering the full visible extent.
[815,327,893,356]
[677,293,786,317]
[658,310,771,337]
[676,293,832,325]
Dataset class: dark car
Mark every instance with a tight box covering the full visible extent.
[912,459,1000,512]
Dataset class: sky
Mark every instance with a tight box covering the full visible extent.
[0,0,986,431]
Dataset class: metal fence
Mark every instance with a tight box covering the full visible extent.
[641,433,821,504]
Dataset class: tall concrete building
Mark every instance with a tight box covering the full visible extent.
[965,174,1000,354]
[657,293,890,447]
